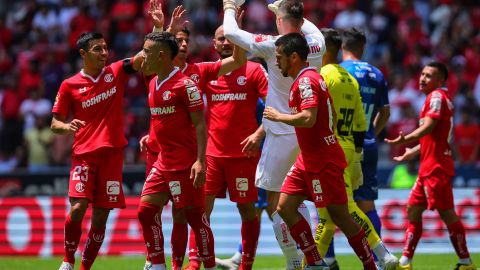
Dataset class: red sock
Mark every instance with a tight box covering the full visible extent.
[63,215,82,264]
[289,218,322,265]
[187,229,200,269]
[447,220,470,259]
[347,229,376,270]
[171,222,188,269]
[186,208,215,268]
[240,217,260,270]
[80,226,105,270]
[402,221,422,259]
[138,202,165,265]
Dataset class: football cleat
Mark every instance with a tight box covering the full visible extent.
[58,262,74,270]
[182,264,200,270]
[378,253,399,270]
[143,260,152,270]
[328,260,340,270]
[395,263,412,270]
[454,263,477,270]
[303,260,330,270]
[215,257,239,270]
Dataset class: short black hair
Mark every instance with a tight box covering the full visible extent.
[321,28,342,56]
[179,27,190,37]
[76,32,104,51]
[426,61,448,81]
[278,0,303,22]
[144,31,179,60]
[341,28,366,55]
[275,32,309,61]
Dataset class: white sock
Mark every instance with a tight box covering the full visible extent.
[399,256,411,266]
[372,241,389,260]
[231,251,242,264]
[271,212,303,269]
[459,258,472,265]
[151,263,167,270]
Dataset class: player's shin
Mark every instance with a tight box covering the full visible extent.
[347,229,377,270]
[138,202,166,266]
[240,217,260,270]
[272,212,304,269]
[80,226,106,270]
[63,215,82,264]
[171,221,188,269]
[185,207,216,268]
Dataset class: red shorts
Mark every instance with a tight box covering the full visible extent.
[69,147,125,208]
[142,167,205,209]
[408,170,454,210]
[145,148,159,175]
[205,156,258,203]
[281,164,347,208]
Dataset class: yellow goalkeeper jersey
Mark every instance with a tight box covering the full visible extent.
[320,64,366,150]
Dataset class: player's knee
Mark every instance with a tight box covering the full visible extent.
[406,205,425,221]
[69,200,88,221]
[237,202,256,221]
[438,208,459,224]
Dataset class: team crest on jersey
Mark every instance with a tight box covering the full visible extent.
[183,79,195,86]
[104,73,114,83]
[163,90,172,101]
[187,85,201,101]
[319,79,327,92]
[190,74,200,83]
[254,34,269,42]
[237,76,247,86]
[75,182,85,193]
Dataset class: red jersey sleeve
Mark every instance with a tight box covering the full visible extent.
[251,63,268,98]
[424,91,444,120]
[195,61,221,87]
[180,79,204,112]
[298,76,319,110]
[52,81,72,117]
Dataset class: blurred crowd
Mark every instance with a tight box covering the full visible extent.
[0,0,479,181]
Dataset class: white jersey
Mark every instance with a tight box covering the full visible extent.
[223,10,325,134]
[250,33,324,134]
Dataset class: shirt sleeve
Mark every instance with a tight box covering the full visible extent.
[424,91,443,119]
[353,81,367,132]
[250,63,268,98]
[223,9,276,59]
[180,79,204,112]
[299,76,320,110]
[52,81,71,117]
[196,61,222,88]
[379,76,390,107]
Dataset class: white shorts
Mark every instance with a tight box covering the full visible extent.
[255,131,299,192]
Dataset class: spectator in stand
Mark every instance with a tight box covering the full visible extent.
[32,4,59,34]
[41,51,65,102]
[24,113,53,172]
[388,71,424,123]
[333,0,367,30]
[20,88,52,134]
[454,107,479,166]
[111,0,139,56]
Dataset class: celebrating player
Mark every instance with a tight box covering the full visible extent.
[222,0,325,268]
[51,31,145,270]
[314,28,398,270]
[385,62,476,270]
[264,32,378,270]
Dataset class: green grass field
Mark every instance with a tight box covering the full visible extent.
[1,254,479,270]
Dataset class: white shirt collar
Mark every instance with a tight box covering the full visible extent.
[181,63,188,73]
[80,68,105,83]
[156,67,180,91]
[294,66,316,82]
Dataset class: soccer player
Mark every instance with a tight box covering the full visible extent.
[315,28,398,270]
[223,1,325,268]
[138,31,219,270]
[182,24,268,270]
[385,62,476,270]
[139,5,249,269]
[340,28,390,248]
[51,31,145,270]
[264,32,377,270]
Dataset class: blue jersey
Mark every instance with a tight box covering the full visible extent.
[340,60,389,149]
